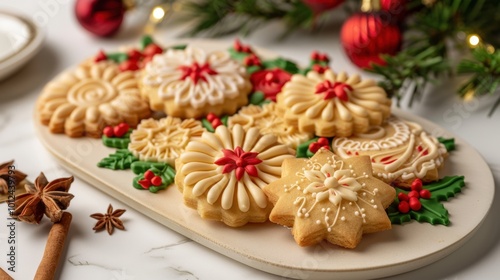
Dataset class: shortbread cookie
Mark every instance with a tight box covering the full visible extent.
[175,124,294,227]
[128,117,204,167]
[332,116,448,188]
[37,61,151,138]
[263,149,395,248]
[276,69,391,137]
[140,46,252,119]
[228,103,312,149]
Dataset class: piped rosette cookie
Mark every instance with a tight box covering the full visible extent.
[263,149,395,248]
[332,116,448,188]
[175,124,294,227]
[228,103,312,149]
[276,69,391,137]
[141,46,252,119]
[37,61,151,138]
[128,116,204,167]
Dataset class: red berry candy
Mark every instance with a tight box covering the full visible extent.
[211,118,223,129]
[398,192,409,202]
[143,43,163,57]
[118,122,130,132]
[309,142,321,153]
[103,126,114,137]
[398,201,410,213]
[151,175,163,186]
[318,53,329,62]
[138,179,151,189]
[144,170,155,180]
[409,197,422,211]
[419,189,431,199]
[128,49,143,61]
[119,59,139,72]
[113,123,129,138]
[411,178,423,191]
[94,50,107,62]
[234,39,243,52]
[206,113,218,122]
[311,51,320,61]
[241,45,252,53]
[408,190,420,199]
[317,137,329,146]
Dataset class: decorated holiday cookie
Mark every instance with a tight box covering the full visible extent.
[332,116,448,188]
[276,69,391,137]
[37,61,151,138]
[128,117,204,167]
[228,103,312,149]
[175,124,294,227]
[263,149,395,248]
[140,46,252,119]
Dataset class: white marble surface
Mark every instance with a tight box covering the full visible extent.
[0,1,499,279]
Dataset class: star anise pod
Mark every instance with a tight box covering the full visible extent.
[13,172,74,224]
[90,204,126,235]
[0,160,27,195]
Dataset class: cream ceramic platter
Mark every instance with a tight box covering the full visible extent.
[34,41,494,279]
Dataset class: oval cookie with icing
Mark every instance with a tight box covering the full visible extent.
[175,124,294,227]
[332,116,448,187]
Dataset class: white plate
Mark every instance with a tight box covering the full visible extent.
[33,41,494,279]
[0,11,44,81]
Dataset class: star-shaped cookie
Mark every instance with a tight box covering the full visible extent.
[264,149,395,248]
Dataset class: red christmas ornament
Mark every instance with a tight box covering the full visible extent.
[340,0,402,69]
[302,0,345,14]
[75,0,126,37]
[380,0,407,23]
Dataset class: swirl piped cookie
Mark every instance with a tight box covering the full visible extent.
[37,61,151,138]
[276,69,391,137]
[263,149,395,248]
[141,46,252,119]
[175,124,294,227]
[228,103,312,149]
[332,116,448,188]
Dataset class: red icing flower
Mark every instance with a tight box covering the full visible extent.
[178,62,218,84]
[250,69,292,102]
[315,80,352,101]
[214,147,262,181]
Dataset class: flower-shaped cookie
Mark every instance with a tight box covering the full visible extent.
[128,117,204,167]
[228,103,312,149]
[141,46,252,119]
[175,124,294,227]
[332,116,448,188]
[264,149,395,248]
[277,70,391,137]
[37,61,151,138]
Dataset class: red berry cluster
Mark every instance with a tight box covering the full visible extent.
[103,122,129,138]
[244,54,262,67]
[310,51,330,63]
[94,43,163,72]
[206,113,223,129]
[397,178,432,213]
[138,170,163,189]
[234,39,252,53]
[308,137,330,153]
[312,64,329,74]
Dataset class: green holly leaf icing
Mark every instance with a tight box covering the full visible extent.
[262,58,299,74]
[438,137,455,152]
[246,65,262,74]
[102,129,132,149]
[387,176,465,225]
[228,47,250,61]
[296,138,318,158]
[425,176,465,201]
[106,52,128,63]
[97,149,138,170]
[140,35,154,50]
[131,161,175,193]
[249,91,266,105]
[170,44,187,50]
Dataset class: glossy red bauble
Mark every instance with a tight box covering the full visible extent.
[75,0,125,37]
[340,12,402,69]
[380,0,407,23]
[302,0,345,14]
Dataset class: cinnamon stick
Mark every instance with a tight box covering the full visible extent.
[0,267,14,280]
[34,212,72,280]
